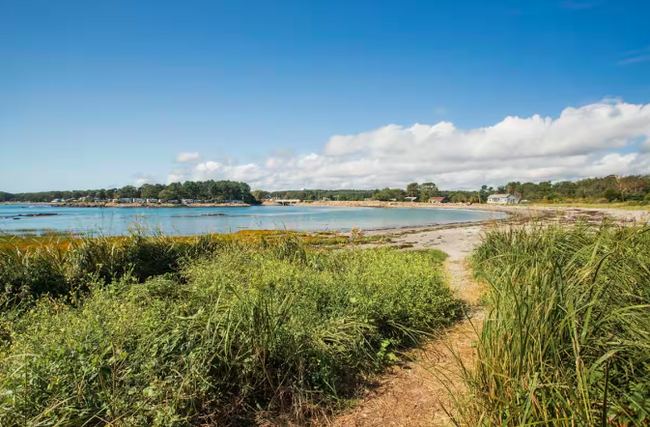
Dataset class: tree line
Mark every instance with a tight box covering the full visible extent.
[2,174,648,204]
[0,180,255,203]
[261,175,650,204]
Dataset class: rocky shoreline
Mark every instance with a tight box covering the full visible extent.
[0,202,251,208]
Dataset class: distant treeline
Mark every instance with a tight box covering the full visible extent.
[480,174,650,203]
[2,174,648,204]
[262,189,377,201]
[261,175,650,204]
[0,180,255,203]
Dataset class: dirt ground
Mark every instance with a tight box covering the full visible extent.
[322,227,486,427]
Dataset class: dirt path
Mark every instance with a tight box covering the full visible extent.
[323,206,644,427]
[325,227,486,427]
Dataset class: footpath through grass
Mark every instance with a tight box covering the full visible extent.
[458,222,650,426]
[0,233,461,426]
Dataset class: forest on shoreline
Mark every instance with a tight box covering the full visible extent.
[2,174,649,205]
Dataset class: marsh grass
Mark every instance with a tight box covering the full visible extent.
[0,233,460,426]
[454,221,650,426]
[0,229,390,309]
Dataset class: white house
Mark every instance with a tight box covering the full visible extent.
[487,194,520,204]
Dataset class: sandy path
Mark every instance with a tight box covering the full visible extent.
[324,227,486,427]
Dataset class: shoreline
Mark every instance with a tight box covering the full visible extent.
[2,201,646,238]
[0,202,251,208]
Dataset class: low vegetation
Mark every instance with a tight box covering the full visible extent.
[0,232,461,426]
[0,229,388,308]
[458,222,650,426]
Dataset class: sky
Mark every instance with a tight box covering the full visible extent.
[2,0,650,192]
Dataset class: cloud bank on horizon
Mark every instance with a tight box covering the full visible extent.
[166,100,650,191]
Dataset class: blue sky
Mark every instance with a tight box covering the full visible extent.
[2,0,650,192]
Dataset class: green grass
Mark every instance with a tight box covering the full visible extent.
[455,222,650,426]
[0,229,391,309]
[527,201,650,211]
[0,237,460,426]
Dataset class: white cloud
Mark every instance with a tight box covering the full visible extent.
[175,152,200,163]
[133,173,157,187]
[166,100,650,190]
[167,172,185,184]
[618,45,650,66]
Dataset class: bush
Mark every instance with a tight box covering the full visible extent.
[459,222,650,426]
[0,232,237,307]
[0,245,460,426]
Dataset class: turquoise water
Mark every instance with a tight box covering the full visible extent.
[0,205,506,236]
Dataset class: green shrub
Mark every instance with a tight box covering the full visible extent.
[458,222,650,426]
[0,245,460,426]
[0,232,233,307]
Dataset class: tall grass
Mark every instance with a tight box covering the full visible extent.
[0,230,233,309]
[0,229,387,309]
[0,240,461,426]
[458,222,650,426]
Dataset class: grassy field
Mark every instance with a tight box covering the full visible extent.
[458,222,650,426]
[0,232,461,426]
[527,201,650,211]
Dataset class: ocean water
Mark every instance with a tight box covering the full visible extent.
[0,204,506,236]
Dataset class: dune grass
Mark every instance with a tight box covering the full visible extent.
[456,222,650,426]
[0,234,460,426]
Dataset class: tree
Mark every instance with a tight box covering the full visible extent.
[252,190,269,201]
[140,184,163,199]
[182,181,200,199]
[117,185,138,198]
[419,182,438,201]
[373,188,406,201]
[603,188,621,203]
[406,182,419,198]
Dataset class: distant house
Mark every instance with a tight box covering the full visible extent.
[487,194,520,204]
[405,196,418,202]
[429,196,449,204]
[133,198,146,204]
[181,199,195,205]
[146,198,159,204]
[118,198,133,203]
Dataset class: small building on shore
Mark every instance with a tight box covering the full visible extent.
[429,196,449,204]
[405,196,418,202]
[487,194,520,204]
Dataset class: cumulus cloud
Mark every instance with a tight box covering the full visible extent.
[175,152,200,163]
[166,100,650,190]
[133,173,158,187]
